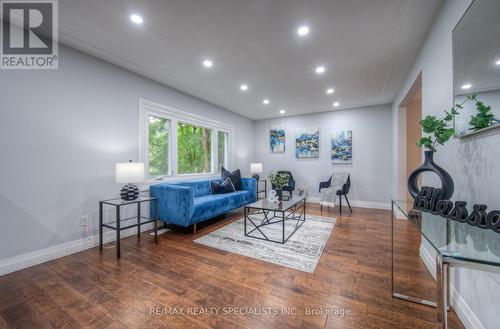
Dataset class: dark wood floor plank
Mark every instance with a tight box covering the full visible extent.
[0,204,466,329]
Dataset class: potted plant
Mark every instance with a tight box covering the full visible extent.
[268,171,290,201]
[409,99,469,200]
[468,95,500,131]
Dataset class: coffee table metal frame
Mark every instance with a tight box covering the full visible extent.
[244,198,306,244]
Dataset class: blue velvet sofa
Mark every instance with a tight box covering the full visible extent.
[150,178,256,232]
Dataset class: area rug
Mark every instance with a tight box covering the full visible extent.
[194,214,335,273]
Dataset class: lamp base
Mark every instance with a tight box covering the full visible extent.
[120,184,139,200]
[252,174,260,180]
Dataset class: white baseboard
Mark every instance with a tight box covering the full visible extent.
[0,223,153,276]
[419,243,437,280]
[418,244,484,329]
[306,196,391,210]
[450,285,485,329]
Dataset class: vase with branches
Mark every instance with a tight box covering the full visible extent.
[409,98,472,200]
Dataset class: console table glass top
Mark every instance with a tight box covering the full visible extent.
[393,199,500,268]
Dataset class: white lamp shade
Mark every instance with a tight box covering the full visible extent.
[116,162,145,183]
[250,163,263,174]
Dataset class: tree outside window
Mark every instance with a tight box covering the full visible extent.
[177,122,212,174]
[148,116,169,176]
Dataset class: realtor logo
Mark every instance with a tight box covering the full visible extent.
[1,0,58,69]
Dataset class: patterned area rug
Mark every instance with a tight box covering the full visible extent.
[194,214,336,273]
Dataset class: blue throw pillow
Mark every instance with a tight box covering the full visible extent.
[221,167,242,190]
[211,178,236,194]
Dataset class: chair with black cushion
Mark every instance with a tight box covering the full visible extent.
[318,173,352,215]
[271,171,295,200]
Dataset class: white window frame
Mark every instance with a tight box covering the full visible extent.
[139,99,234,182]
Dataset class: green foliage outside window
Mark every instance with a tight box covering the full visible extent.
[148,118,228,176]
[148,116,169,176]
[177,123,212,174]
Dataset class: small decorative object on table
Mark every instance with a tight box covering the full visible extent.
[116,160,145,200]
[250,162,263,180]
[268,171,291,201]
[267,189,279,203]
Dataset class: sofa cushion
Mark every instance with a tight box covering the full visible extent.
[211,178,236,194]
[192,190,254,223]
[221,167,242,190]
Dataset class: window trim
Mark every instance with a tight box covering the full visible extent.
[139,99,234,182]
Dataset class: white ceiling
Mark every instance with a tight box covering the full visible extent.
[58,0,442,120]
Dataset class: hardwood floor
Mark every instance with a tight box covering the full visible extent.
[0,204,465,329]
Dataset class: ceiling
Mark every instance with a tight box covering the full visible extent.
[58,0,442,120]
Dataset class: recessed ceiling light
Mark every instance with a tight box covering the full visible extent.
[297,25,309,36]
[262,99,270,105]
[333,102,340,107]
[496,59,500,66]
[326,88,335,95]
[461,83,472,90]
[240,84,248,91]
[315,66,325,74]
[129,14,143,25]
[202,59,213,68]
[279,109,286,114]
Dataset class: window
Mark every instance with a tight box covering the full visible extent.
[148,116,169,176]
[217,131,228,171]
[139,99,233,180]
[177,122,212,174]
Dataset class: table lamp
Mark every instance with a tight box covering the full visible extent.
[116,161,145,200]
[250,163,263,180]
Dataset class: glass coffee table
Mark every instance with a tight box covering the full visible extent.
[244,197,306,244]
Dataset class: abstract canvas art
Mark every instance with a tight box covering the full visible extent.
[270,125,285,153]
[331,130,352,164]
[295,127,319,158]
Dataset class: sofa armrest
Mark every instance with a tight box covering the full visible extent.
[241,178,257,201]
[150,184,194,226]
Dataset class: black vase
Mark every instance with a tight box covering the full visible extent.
[408,151,454,200]
[276,189,283,201]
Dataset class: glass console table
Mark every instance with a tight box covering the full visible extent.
[391,200,500,329]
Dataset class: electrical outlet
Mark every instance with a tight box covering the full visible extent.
[80,215,89,227]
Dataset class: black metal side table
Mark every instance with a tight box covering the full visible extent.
[99,196,158,259]
[256,180,267,200]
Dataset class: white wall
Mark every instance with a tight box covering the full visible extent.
[254,105,393,208]
[0,45,254,265]
[392,1,500,328]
